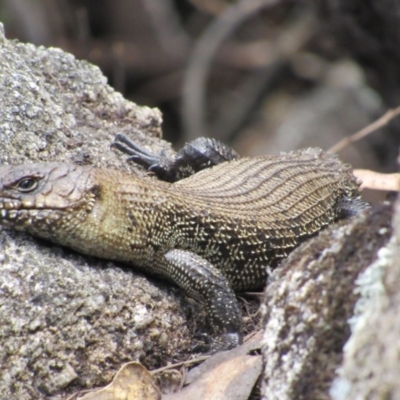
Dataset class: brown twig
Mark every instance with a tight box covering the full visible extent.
[328,106,400,153]
[151,355,210,375]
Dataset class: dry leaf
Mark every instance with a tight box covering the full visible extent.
[163,332,262,400]
[76,362,161,400]
[354,169,400,191]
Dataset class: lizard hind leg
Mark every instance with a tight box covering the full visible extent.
[112,134,240,182]
[163,249,243,353]
[335,197,371,219]
[174,137,240,178]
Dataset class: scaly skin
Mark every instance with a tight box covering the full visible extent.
[0,146,368,351]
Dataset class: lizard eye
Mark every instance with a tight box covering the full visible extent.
[16,177,39,192]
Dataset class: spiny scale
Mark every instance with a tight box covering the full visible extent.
[165,148,360,291]
[0,138,368,352]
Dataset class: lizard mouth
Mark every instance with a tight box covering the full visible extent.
[0,197,74,229]
[0,206,64,229]
[0,197,22,208]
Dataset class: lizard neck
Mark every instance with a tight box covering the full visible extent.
[61,168,174,264]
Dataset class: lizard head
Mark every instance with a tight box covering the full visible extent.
[0,163,97,239]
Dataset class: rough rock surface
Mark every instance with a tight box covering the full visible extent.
[0,24,190,400]
[261,201,395,399]
[330,195,400,400]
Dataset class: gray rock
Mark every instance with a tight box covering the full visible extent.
[330,197,400,400]
[0,23,190,400]
[261,202,393,399]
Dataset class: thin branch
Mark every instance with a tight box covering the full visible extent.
[328,106,400,153]
[151,355,210,374]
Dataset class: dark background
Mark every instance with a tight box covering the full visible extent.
[1,0,399,179]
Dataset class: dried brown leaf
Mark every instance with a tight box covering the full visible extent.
[162,332,262,400]
[76,362,161,400]
[354,169,400,191]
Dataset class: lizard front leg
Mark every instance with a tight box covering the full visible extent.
[157,249,243,352]
[112,133,240,182]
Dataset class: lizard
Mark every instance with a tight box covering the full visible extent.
[0,135,370,352]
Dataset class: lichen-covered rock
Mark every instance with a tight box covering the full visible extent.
[261,202,393,399]
[0,23,190,400]
[330,195,400,400]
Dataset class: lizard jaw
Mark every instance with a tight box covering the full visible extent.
[0,204,63,231]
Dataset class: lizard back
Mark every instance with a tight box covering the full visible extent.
[172,148,359,225]
[161,148,361,290]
